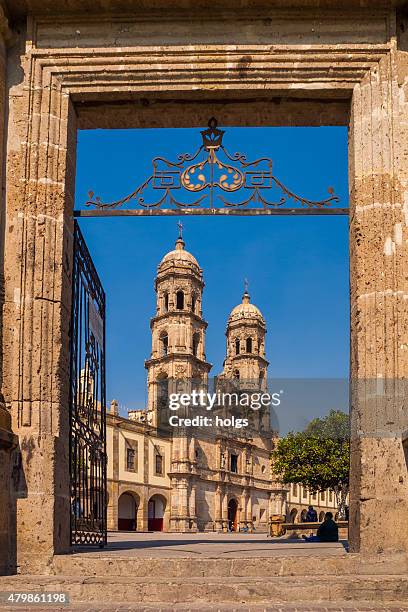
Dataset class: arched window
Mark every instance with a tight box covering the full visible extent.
[191,294,196,313]
[233,369,240,380]
[176,290,184,310]
[246,337,253,353]
[192,332,200,357]
[235,338,240,355]
[163,293,169,312]
[160,333,168,357]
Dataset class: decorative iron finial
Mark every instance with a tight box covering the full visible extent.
[201,117,225,151]
[244,278,249,294]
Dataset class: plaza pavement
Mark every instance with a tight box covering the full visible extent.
[70,531,348,558]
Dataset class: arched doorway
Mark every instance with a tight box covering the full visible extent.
[227,498,238,532]
[301,509,308,522]
[148,494,166,531]
[290,508,298,523]
[118,492,138,531]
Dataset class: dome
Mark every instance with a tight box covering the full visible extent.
[158,238,200,270]
[228,291,265,324]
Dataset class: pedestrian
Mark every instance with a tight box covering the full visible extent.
[305,505,317,522]
[302,511,339,543]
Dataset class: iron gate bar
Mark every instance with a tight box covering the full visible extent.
[82,118,346,216]
[69,220,107,547]
[74,208,349,217]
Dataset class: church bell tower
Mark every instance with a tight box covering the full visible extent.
[223,285,269,389]
[145,227,212,532]
[145,227,212,422]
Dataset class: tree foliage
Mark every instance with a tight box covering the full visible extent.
[272,410,350,516]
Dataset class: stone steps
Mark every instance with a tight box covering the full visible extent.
[50,553,408,578]
[1,573,408,605]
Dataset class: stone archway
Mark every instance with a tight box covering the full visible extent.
[228,498,238,532]
[118,492,139,531]
[290,508,298,524]
[0,0,408,573]
[148,494,167,532]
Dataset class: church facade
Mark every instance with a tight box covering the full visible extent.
[106,235,336,532]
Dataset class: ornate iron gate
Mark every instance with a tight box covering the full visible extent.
[69,221,107,547]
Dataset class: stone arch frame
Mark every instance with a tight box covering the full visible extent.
[2,4,408,569]
[290,508,298,523]
[175,289,185,310]
[227,494,240,531]
[118,486,141,505]
[234,338,240,355]
[158,329,169,357]
[147,489,171,531]
[162,291,169,314]
[117,485,146,531]
[117,489,140,531]
[191,291,197,314]
[245,337,253,354]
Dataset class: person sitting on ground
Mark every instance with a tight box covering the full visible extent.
[302,511,339,543]
[305,505,318,522]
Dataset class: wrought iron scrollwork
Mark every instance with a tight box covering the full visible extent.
[69,221,107,547]
[85,118,340,213]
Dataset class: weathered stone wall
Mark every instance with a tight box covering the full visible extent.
[1,0,408,572]
[348,30,408,554]
[0,3,15,576]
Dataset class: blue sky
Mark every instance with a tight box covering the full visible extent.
[75,125,349,426]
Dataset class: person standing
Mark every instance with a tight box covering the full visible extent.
[305,505,317,522]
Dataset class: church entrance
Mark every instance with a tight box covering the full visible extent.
[228,499,238,532]
[148,495,166,531]
[118,493,138,531]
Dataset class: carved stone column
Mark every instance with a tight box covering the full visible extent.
[214,484,223,532]
[4,22,77,569]
[0,6,14,576]
[349,52,408,554]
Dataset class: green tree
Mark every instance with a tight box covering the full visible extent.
[272,410,350,519]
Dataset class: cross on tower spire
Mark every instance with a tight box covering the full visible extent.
[175,220,185,250]
[242,278,250,303]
